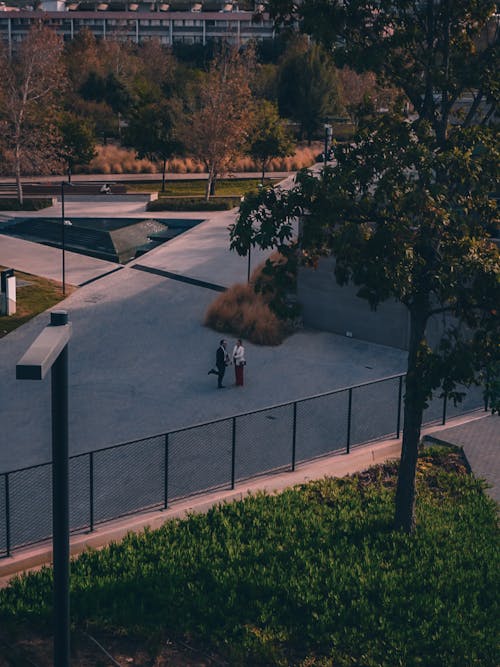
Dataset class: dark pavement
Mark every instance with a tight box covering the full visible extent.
[426,414,500,504]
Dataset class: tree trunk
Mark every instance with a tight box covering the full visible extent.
[205,171,212,201]
[210,172,217,197]
[261,161,266,186]
[394,307,428,533]
[68,166,72,184]
[161,157,167,193]
[15,149,23,206]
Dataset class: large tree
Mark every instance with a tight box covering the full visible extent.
[0,25,66,203]
[231,118,499,533]
[182,46,254,200]
[231,1,500,533]
[271,0,499,146]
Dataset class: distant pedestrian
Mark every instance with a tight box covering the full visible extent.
[232,339,246,386]
[208,339,230,388]
[100,183,111,194]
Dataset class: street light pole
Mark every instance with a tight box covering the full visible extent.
[16,311,72,667]
[60,182,74,296]
[324,123,333,170]
[247,245,251,284]
[61,182,67,296]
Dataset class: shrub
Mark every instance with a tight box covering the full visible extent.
[0,198,53,211]
[204,283,285,345]
[147,197,238,212]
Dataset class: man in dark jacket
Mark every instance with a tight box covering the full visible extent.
[208,339,229,388]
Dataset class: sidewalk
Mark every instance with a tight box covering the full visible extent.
[0,234,119,285]
[424,413,499,503]
[0,410,490,584]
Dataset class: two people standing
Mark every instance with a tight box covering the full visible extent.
[208,338,246,388]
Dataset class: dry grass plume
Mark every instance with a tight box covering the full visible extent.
[77,143,321,175]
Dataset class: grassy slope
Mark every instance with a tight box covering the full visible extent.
[0,448,498,666]
[0,268,73,338]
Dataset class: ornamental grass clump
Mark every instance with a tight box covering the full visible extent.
[204,251,299,345]
[204,283,285,345]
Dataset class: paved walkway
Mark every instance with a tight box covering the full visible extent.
[0,234,119,285]
[425,414,500,503]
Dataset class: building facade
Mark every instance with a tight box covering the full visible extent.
[0,3,274,50]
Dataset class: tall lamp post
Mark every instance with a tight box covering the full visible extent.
[16,311,72,667]
[60,182,73,295]
[324,123,333,170]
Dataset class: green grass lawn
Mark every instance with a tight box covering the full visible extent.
[1,447,498,666]
[0,267,71,338]
[128,177,279,197]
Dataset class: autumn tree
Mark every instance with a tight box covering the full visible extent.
[232,1,500,533]
[248,101,294,183]
[0,25,66,204]
[182,46,254,200]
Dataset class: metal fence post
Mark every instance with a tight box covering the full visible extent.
[89,452,94,532]
[442,392,448,425]
[346,388,353,454]
[4,473,10,558]
[231,417,236,489]
[164,433,169,510]
[396,375,403,439]
[291,402,297,471]
[484,369,489,412]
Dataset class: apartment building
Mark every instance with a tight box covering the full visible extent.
[0,0,275,50]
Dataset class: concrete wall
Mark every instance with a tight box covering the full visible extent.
[298,256,465,351]
[298,256,411,349]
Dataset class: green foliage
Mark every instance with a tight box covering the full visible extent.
[247,100,294,182]
[253,244,301,321]
[277,40,343,141]
[1,453,498,666]
[58,111,97,176]
[122,98,183,189]
[147,197,238,212]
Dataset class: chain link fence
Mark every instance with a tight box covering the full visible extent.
[0,374,486,558]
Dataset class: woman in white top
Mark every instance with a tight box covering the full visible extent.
[232,339,245,386]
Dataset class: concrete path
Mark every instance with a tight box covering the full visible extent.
[0,172,409,473]
[0,234,119,285]
[425,414,500,504]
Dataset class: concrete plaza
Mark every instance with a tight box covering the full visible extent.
[0,179,408,472]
